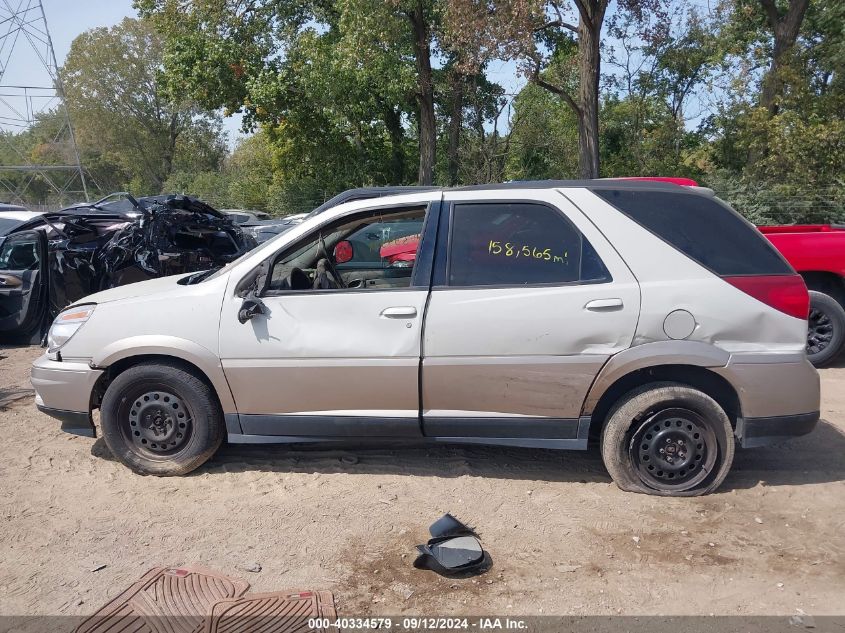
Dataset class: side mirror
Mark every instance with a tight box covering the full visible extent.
[235,260,271,298]
[413,513,489,577]
[333,240,353,264]
[238,297,266,324]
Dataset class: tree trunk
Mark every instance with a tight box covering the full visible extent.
[384,106,406,184]
[159,113,179,190]
[758,0,810,115]
[407,3,436,186]
[576,7,603,179]
[447,70,464,186]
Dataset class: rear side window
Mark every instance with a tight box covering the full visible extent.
[594,189,792,275]
[447,202,611,287]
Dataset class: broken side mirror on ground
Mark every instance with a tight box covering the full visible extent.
[413,514,490,577]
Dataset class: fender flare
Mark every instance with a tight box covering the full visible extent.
[91,335,237,413]
[581,340,731,416]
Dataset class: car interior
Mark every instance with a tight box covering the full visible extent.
[0,233,44,336]
[266,207,426,294]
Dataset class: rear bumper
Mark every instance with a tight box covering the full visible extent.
[714,355,820,419]
[31,354,101,437]
[736,411,819,448]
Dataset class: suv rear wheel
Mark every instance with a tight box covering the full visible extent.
[807,290,845,367]
[600,383,734,496]
[100,362,225,476]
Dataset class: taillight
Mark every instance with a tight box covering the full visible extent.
[722,274,809,320]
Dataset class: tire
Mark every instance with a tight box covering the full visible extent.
[600,383,735,497]
[807,290,845,367]
[99,361,225,476]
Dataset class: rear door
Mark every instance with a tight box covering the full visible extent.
[420,189,640,443]
[0,230,47,337]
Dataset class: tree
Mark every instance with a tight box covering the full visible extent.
[60,17,225,194]
[137,0,446,185]
[446,0,666,179]
[601,3,717,172]
[505,83,579,180]
[757,0,811,114]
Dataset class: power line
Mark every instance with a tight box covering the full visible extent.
[0,0,88,207]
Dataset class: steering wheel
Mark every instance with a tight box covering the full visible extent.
[318,235,346,289]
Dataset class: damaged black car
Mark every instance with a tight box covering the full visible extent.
[0,194,254,342]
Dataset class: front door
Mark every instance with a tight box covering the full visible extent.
[421,189,641,444]
[0,230,47,338]
[219,200,438,438]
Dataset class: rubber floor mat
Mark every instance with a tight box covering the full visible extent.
[74,565,250,633]
[203,590,337,633]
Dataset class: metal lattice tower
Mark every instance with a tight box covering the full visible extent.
[0,0,88,208]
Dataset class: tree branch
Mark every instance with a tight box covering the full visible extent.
[572,0,591,27]
[535,19,578,33]
[531,61,580,116]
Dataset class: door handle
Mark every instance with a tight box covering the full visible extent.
[585,298,624,311]
[380,306,418,319]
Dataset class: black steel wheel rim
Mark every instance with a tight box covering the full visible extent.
[119,389,193,458]
[807,308,834,355]
[628,408,718,492]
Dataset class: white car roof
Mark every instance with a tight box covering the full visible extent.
[0,210,44,222]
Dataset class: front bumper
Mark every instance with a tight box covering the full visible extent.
[31,354,103,437]
[736,411,819,448]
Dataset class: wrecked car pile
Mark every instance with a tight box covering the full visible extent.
[0,194,254,340]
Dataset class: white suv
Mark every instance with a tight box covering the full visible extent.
[31,181,820,496]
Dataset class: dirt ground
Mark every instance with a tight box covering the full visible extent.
[1,344,844,619]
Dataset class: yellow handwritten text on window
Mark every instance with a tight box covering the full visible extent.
[488,241,568,264]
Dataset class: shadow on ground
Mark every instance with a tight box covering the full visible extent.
[90,419,845,491]
[0,387,34,410]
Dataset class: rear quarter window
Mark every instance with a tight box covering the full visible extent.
[593,189,792,276]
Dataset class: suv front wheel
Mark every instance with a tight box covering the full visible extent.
[601,383,735,496]
[100,361,225,476]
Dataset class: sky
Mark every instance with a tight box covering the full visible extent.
[7,0,246,144]
[1,0,525,146]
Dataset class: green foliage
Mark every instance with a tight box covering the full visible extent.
[505,84,579,180]
[6,0,843,223]
[59,18,226,195]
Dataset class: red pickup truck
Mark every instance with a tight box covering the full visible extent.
[758,224,845,366]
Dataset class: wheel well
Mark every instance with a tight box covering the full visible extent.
[801,271,845,306]
[90,354,221,411]
[587,364,741,443]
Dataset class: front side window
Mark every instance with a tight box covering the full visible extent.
[266,206,426,293]
[447,202,610,287]
[0,234,39,271]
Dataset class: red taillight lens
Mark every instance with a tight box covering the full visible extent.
[722,274,809,320]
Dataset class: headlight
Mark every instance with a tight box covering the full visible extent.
[47,304,95,354]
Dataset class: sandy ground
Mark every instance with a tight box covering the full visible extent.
[1,344,844,619]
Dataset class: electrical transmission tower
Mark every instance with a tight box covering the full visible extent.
[0,0,89,208]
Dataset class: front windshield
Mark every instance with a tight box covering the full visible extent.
[0,218,24,235]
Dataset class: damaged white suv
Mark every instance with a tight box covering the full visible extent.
[31,181,820,496]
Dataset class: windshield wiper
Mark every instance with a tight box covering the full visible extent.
[178,268,219,285]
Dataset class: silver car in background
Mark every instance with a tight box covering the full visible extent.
[223,209,307,244]
[31,180,819,496]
